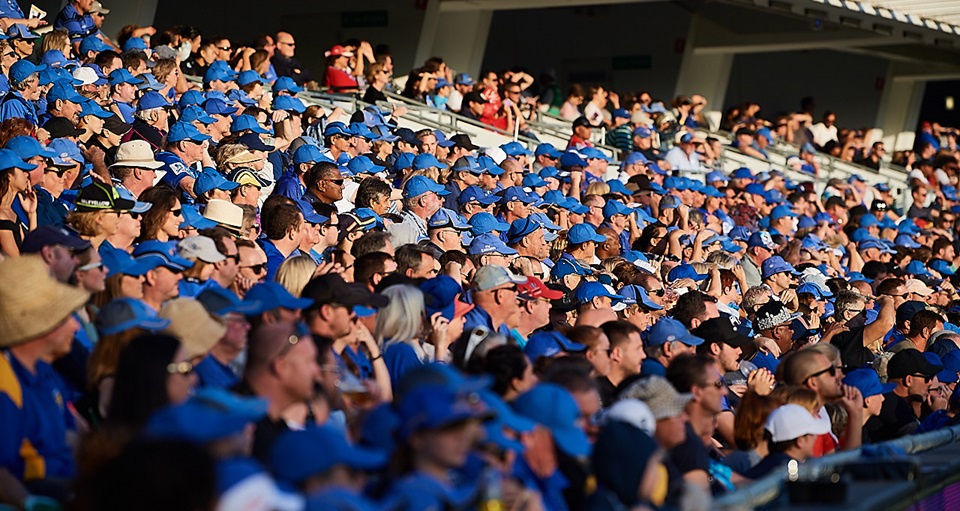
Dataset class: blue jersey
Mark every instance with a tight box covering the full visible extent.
[54,3,98,42]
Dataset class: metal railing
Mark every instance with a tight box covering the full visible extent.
[714,424,960,510]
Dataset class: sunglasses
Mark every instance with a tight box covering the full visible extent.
[650,289,666,297]
[124,211,141,220]
[911,373,934,382]
[224,253,240,264]
[242,263,267,274]
[324,179,345,186]
[167,361,195,376]
[804,365,837,382]
[77,260,104,272]
[217,46,231,51]
[170,208,182,217]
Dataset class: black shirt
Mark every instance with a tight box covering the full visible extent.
[363,86,387,105]
[271,54,311,86]
[232,381,291,463]
[830,324,874,370]
[669,422,710,476]
[596,376,617,408]
[863,391,919,442]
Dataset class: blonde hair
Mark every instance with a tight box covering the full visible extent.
[216,143,252,172]
[375,284,425,347]
[275,255,317,297]
[68,210,107,237]
[585,182,610,196]
[40,28,70,56]
[770,385,820,414]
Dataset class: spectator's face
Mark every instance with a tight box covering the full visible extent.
[319,174,344,201]
[410,253,440,279]
[103,57,122,76]
[21,74,40,100]
[223,313,250,352]
[166,346,197,404]
[419,135,438,156]
[321,217,339,246]
[150,266,183,301]
[654,414,687,449]
[716,343,741,372]
[617,333,645,375]
[482,72,498,88]
[1,46,17,70]
[695,370,728,414]
[121,273,144,298]
[279,335,320,401]
[413,420,481,470]
[238,246,267,283]
[865,393,884,417]
[215,39,232,61]
[586,333,611,376]
[115,82,137,102]
[262,35,276,56]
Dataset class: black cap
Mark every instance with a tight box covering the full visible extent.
[572,116,594,129]
[450,134,478,151]
[75,182,135,212]
[103,114,132,135]
[238,133,275,152]
[691,317,752,348]
[463,91,485,107]
[895,301,927,325]
[43,117,84,139]
[301,274,388,309]
[888,349,941,380]
[21,225,90,254]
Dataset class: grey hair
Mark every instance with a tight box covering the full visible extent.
[742,285,773,315]
[375,284,425,347]
[11,72,36,90]
[706,251,739,270]
[834,290,866,318]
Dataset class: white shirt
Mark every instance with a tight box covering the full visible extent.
[809,122,838,147]
[665,146,701,172]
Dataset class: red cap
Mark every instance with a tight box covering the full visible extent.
[325,45,354,58]
[518,277,563,300]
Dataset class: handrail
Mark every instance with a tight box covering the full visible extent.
[714,424,960,510]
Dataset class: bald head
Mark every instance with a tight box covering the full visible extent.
[245,321,299,377]
[781,350,829,386]
[577,308,618,327]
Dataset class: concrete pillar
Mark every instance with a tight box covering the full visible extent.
[876,63,925,152]
[414,2,492,77]
[674,14,733,124]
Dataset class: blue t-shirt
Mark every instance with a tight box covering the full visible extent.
[156,151,200,201]
[383,342,423,391]
[0,91,37,124]
[54,2,98,42]
[195,355,240,389]
[257,238,289,282]
[0,0,24,18]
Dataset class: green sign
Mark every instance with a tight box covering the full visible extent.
[342,10,388,28]
[612,55,652,70]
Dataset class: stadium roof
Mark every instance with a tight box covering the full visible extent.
[823,0,960,36]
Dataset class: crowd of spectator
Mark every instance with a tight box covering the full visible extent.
[3,1,960,511]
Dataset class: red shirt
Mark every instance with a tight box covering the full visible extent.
[324,66,358,91]
[567,134,594,149]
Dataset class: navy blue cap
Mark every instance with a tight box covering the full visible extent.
[506,217,542,245]
[468,232,517,256]
[458,185,498,207]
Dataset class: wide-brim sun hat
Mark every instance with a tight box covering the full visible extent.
[0,255,89,347]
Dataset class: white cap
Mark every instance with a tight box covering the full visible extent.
[110,140,164,169]
[765,404,831,443]
[72,66,99,86]
[177,236,225,264]
[603,399,655,436]
[484,147,507,165]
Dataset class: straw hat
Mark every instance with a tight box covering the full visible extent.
[224,150,261,166]
[203,199,243,233]
[159,299,226,358]
[0,255,89,347]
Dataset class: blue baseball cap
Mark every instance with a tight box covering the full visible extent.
[0,148,35,172]
[179,205,217,230]
[559,151,588,169]
[270,425,387,485]
[392,152,416,172]
[322,122,352,138]
[136,91,170,111]
[397,385,493,441]
[78,36,110,55]
[857,237,895,254]
[167,122,212,143]
[292,144,329,166]
[477,155,505,176]
[659,195,681,209]
[648,317,704,346]
[602,200,630,219]
[505,218,542,245]
[295,199,328,225]
[747,231,778,250]
[108,68,143,86]
[403,175,449,199]
[468,232,517,256]
[236,70,264,87]
[6,136,56,160]
[272,94,306,114]
[619,284,662,311]
[796,282,831,300]
[458,185,498,207]
[451,155,485,175]
[95,297,169,336]
[133,240,195,271]
[513,383,591,457]
[9,60,44,84]
[121,37,148,51]
[568,223,605,244]
[98,245,158,278]
[420,275,468,321]
[178,90,205,108]
[146,387,268,443]
[412,153,449,170]
[193,169,239,196]
[346,155,386,176]
[273,76,303,93]
[667,263,708,282]
[428,208,471,231]
[46,81,83,104]
[529,211,561,231]
[468,212,509,235]
[574,281,623,304]
[761,256,799,279]
[6,23,36,40]
[180,105,215,124]
[525,331,586,361]
[501,141,533,157]
[633,126,653,138]
[244,282,313,311]
[770,205,797,220]
[230,114,270,135]
[522,173,548,188]
[453,72,474,86]
[433,129,455,148]
[535,143,562,158]
[203,65,236,84]
[196,285,266,316]
[501,186,535,204]
[202,97,238,117]
[843,368,896,398]
[894,234,921,249]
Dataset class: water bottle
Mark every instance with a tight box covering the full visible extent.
[479,467,504,511]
